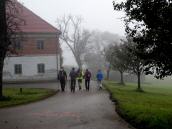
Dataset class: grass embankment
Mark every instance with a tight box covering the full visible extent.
[104,81,172,129]
[0,88,57,108]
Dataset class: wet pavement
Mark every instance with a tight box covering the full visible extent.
[0,81,134,129]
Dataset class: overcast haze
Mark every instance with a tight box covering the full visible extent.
[19,0,125,66]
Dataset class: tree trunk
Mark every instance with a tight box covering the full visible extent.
[120,71,124,85]
[0,58,4,98]
[76,56,82,69]
[137,71,141,91]
[0,56,5,98]
[72,52,82,69]
[106,69,110,80]
[137,63,142,91]
[0,0,7,98]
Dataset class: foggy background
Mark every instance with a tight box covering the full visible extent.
[19,0,125,66]
[18,0,172,84]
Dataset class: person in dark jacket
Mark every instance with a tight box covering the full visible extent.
[84,69,91,91]
[58,67,67,92]
[69,67,77,93]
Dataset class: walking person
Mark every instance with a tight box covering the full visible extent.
[77,68,84,90]
[84,69,91,91]
[58,67,67,92]
[69,67,77,93]
[96,69,103,90]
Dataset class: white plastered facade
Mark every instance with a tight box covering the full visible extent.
[3,55,61,81]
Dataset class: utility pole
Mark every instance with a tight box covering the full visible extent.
[56,36,59,79]
[56,33,61,80]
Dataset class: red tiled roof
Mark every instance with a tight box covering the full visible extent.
[17,2,60,33]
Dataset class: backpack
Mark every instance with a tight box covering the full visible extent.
[86,71,91,78]
[59,71,66,80]
[70,70,77,79]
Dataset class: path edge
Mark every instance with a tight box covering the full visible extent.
[0,88,59,109]
[103,83,136,129]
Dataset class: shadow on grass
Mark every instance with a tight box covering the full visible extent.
[17,92,40,95]
[0,89,58,108]
[107,82,126,86]
[0,96,12,101]
[135,88,145,93]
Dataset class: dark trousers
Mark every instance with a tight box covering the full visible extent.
[85,79,90,91]
[71,79,76,92]
[60,79,66,92]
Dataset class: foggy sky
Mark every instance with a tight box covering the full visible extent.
[19,0,125,66]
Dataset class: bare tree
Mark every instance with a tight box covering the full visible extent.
[0,0,24,98]
[57,15,91,69]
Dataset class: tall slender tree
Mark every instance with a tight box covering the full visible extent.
[0,0,24,98]
[0,0,7,98]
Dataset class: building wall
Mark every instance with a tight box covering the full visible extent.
[3,33,61,81]
[3,55,58,80]
[15,33,60,56]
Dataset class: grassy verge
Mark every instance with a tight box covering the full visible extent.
[104,81,172,129]
[0,88,57,108]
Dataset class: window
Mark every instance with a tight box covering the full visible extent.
[37,40,44,49]
[37,64,45,73]
[14,40,22,50]
[14,64,22,74]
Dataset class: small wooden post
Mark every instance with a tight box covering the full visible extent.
[20,88,22,94]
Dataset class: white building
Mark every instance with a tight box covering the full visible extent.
[3,2,61,81]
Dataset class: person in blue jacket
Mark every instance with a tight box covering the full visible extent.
[96,69,103,90]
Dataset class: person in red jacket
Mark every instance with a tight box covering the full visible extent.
[84,69,91,91]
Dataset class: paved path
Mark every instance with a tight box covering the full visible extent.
[0,82,134,129]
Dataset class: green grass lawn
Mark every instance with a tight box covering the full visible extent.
[104,81,172,129]
[0,88,57,108]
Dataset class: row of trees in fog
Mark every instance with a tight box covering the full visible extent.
[57,14,146,91]
[56,14,151,91]
[57,15,122,69]
[57,0,172,91]
[57,15,123,78]
[105,38,145,91]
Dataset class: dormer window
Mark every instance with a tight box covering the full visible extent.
[37,40,44,49]
[14,40,22,50]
